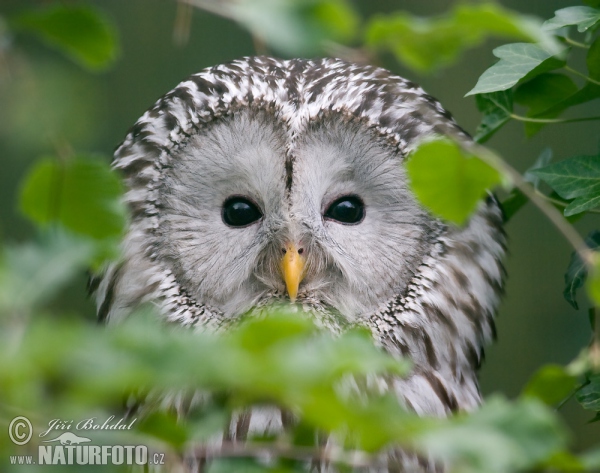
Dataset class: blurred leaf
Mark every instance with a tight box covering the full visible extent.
[530,154,600,217]
[514,73,578,136]
[187,405,230,442]
[0,307,582,472]
[20,155,126,240]
[522,364,578,406]
[474,90,513,143]
[540,451,586,471]
[576,374,600,411]
[0,231,95,313]
[137,411,189,449]
[466,43,566,96]
[581,448,600,469]
[13,5,119,71]
[230,0,359,56]
[207,459,288,473]
[415,396,567,473]
[524,148,553,189]
[365,3,558,73]
[406,138,502,225]
[562,230,600,309]
[589,258,600,307]
[543,6,600,33]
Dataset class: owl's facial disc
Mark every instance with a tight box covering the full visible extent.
[156,110,432,320]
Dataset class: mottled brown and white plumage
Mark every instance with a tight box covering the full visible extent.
[94,57,506,471]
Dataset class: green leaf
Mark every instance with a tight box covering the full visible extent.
[13,5,119,71]
[474,90,513,143]
[566,193,600,216]
[540,451,586,471]
[543,6,600,33]
[530,154,600,217]
[366,13,467,72]
[514,73,578,136]
[0,231,95,312]
[563,231,600,309]
[536,82,600,120]
[416,396,567,473]
[529,42,600,117]
[522,364,578,406]
[587,36,600,81]
[20,155,126,240]
[581,448,600,469]
[576,374,600,411]
[406,138,502,225]
[231,0,359,56]
[137,411,189,449]
[466,43,566,96]
[365,3,559,73]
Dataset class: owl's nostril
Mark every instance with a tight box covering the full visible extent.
[298,248,304,255]
[281,248,287,254]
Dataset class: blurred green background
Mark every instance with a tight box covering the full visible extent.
[0,0,598,450]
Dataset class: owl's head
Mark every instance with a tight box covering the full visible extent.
[100,57,503,334]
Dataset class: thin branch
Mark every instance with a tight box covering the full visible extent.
[534,190,600,215]
[509,113,600,124]
[555,382,585,411]
[564,65,600,87]
[173,0,194,47]
[469,143,594,269]
[563,37,590,49]
[252,35,269,56]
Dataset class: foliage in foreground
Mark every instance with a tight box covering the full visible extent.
[1,1,600,472]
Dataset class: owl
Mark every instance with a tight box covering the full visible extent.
[93,57,506,471]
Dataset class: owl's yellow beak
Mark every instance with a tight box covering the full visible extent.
[281,243,306,302]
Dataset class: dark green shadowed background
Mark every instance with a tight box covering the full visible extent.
[0,0,598,454]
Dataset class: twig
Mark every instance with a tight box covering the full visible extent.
[564,65,600,87]
[509,113,600,124]
[555,383,584,411]
[534,190,600,215]
[173,1,193,47]
[469,143,594,269]
[563,37,590,49]
[252,35,269,56]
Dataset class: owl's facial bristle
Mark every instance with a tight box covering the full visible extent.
[280,243,306,302]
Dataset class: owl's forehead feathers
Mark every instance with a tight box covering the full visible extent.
[114,57,465,174]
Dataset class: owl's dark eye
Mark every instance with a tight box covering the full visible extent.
[324,195,365,224]
[222,197,262,227]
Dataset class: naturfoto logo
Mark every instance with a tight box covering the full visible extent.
[8,416,165,467]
